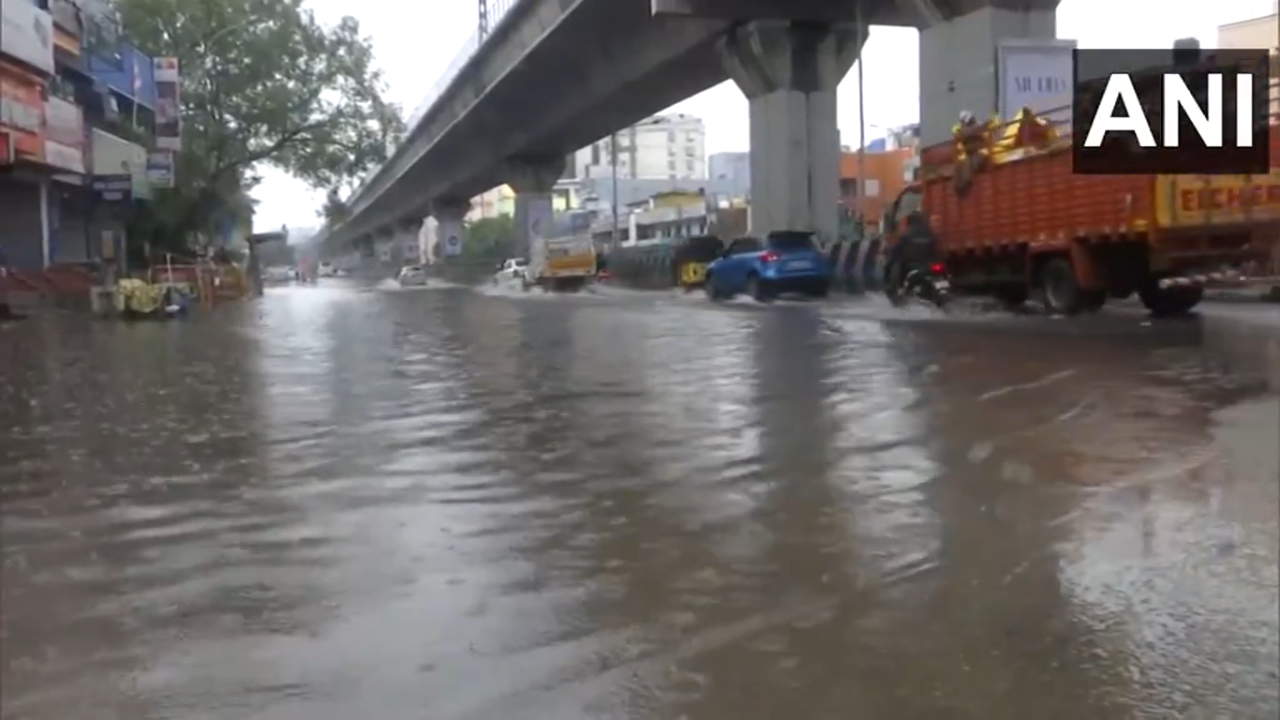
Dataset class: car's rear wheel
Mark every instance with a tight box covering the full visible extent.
[808,280,830,299]
[747,274,772,303]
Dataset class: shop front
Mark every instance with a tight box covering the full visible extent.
[0,61,51,270]
[89,127,151,267]
[44,95,91,262]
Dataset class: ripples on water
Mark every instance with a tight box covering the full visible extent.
[1,284,1276,719]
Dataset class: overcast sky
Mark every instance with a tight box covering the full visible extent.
[251,0,1275,232]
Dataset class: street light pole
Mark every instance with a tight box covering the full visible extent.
[610,131,620,248]
[855,0,867,235]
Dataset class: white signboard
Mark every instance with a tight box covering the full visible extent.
[443,234,461,257]
[0,1,55,75]
[997,39,1077,128]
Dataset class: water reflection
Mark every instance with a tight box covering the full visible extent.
[1,286,1275,719]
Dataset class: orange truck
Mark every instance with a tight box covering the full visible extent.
[881,94,1280,315]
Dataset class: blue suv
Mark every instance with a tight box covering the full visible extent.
[704,231,832,301]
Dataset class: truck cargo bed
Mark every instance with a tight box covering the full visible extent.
[922,148,1153,252]
[922,124,1280,255]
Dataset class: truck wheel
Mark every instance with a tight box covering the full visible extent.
[1139,284,1203,316]
[1040,258,1084,315]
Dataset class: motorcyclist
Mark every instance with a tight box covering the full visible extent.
[885,210,940,298]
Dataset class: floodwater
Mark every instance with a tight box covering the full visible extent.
[1,282,1277,720]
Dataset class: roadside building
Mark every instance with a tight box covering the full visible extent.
[1,0,161,272]
[1218,1,1279,117]
[1,0,61,270]
[572,114,706,181]
[838,146,915,234]
[1219,3,1279,275]
[81,37,159,264]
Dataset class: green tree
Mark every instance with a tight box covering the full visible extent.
[462,216,514,262]
[320,188,350,227]
[116,0,404,252]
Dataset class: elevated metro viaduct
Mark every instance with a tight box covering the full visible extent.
[319,0,1057,261]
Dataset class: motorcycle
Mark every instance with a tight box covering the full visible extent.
[890,262,952,309]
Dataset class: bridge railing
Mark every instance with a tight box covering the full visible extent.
[349,0,524,205]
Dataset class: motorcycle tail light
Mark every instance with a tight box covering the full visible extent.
[929,263,945,274]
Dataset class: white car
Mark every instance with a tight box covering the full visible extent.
[397,265,428,287]
[263,266,297,284]
[492,258,528,284]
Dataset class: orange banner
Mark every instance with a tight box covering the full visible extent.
[0,63,45,163]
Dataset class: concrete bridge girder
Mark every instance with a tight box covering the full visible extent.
[322,0,1066,253]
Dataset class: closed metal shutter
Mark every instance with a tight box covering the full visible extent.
[0,177,44,270]
[51,182,91,263]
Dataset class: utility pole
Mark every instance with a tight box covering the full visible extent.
[610,132,620,248]
[855,0,867,237]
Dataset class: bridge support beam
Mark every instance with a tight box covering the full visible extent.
[721,20,865,242]
[506,156,565,259]
[431,198,470,260]
[916,0,1059,144]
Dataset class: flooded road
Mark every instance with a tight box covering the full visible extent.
[2,283,1277,719]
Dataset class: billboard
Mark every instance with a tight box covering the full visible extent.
[0,1,55,75]
[996,39,1077,126]
[43,96,84,173]
[146,150,174,187]
[153,56,180,150]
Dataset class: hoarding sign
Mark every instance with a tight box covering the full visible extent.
[1073,49,1270,175]
[92,173,132,201]
[0,1,55,75]
[146,150,174,187]
[91,127,144,176]
[996,40,1076,126]
[153,56,181,150]
[0,66,44,162]
[43,96,84,173]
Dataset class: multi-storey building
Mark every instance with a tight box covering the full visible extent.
[571,113,706,181]
[0,0,160,272]
[1218,1,1279,117]
[707,151,749,203]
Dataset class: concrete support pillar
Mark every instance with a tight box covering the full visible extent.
[391,219,420,267]
[506,156,565,259]
[721,20,865,242]
[917,2,1058,144]
[431,198,470,259]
